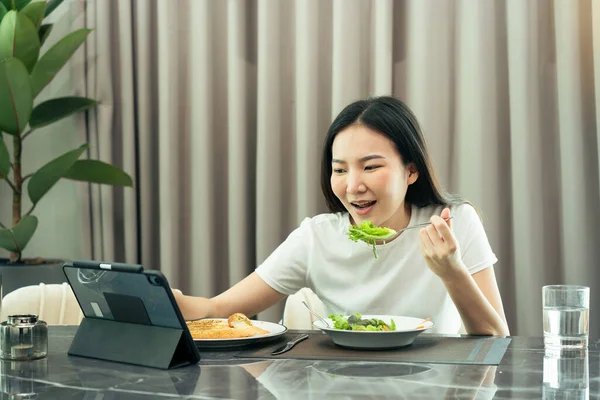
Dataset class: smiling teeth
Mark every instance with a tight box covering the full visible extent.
[352,201,376,208]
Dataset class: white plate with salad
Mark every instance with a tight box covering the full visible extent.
[312,313,434,349]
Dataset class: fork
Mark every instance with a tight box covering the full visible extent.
[381,216,453,241]
[302,301,331,328]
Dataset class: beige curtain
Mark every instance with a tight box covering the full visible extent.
[24,0,599,336]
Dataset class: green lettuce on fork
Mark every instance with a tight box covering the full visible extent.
[347,221,396,259]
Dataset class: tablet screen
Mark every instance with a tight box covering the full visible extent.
[64,266,182,329]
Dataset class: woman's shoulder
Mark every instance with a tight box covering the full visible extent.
[449,202,479,220]
[300,212,348,229]
[289,212,348,241]
[411,202,480,226]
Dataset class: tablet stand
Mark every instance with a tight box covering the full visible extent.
[68,292,198,369]
[69,317,197,369]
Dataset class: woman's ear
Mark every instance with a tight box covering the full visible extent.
[407,163,419,185]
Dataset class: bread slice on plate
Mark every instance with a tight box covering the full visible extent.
[187,312,270,339]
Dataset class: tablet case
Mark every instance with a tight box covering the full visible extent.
[64,262,200,369]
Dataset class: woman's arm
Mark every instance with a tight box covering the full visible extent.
[419,208,510,336]
[174,272,287,320]
[440,266,509,336]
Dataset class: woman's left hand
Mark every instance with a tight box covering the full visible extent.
[418,207,468,280]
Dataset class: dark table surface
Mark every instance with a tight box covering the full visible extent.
[1,326,598,399]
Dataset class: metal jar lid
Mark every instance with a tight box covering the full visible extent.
[7,315,38,326]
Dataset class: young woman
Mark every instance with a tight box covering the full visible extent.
[174,96,509,336]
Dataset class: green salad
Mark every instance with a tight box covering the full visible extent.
[347,221,396,259]
[329,312,396,331]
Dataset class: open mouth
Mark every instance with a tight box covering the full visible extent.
[350,200,377,215]
[351,200,376,209]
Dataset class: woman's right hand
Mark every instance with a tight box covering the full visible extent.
[172,289,211,321]
[171,288,188,318]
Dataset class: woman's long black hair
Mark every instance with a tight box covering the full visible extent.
[320,96,462,212]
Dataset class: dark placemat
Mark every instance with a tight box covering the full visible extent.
[237,333,511,365]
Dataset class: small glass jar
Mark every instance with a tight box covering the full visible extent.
[0,315,48,361]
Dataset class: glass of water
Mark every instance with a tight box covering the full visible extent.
[542,285,590,349]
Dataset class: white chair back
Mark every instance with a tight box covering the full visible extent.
[1,283,83,325]
[282,287,327,330]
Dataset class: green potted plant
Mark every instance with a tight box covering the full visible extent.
[0,0,133,294]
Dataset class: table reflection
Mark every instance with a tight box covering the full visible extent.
[243,359,497,399]
[543,347,588,399]
[0,358,48,398]
[4,334,595,399]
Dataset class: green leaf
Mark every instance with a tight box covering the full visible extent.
[0,57,33,135]
[44,0,63,17]
[28,144,87,205]
[0,133,10,178]
[21,1,46,30]
[0,3,7,24]
[0,10,40,73]
[0,215,38,253]
[0,0,32,11]
[64,160,133,187]
[14,0,32,11]
[29,96,96,130]
[0,227,18,252]
[30,28,90,97]
[38,23,51,46]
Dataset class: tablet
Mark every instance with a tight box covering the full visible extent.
[63,261,200,368]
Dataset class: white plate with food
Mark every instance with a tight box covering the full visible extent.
[187,313,288,349]
[312,313,433,349]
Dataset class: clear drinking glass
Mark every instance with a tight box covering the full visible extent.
[542,285,589,349]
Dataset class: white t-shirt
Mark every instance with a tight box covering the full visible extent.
[255,203,498,334]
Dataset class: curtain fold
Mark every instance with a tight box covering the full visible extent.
[371,0,393,95]
[227,0,255,288]
[256,0,284,277]
[553,0,600,291]
[188,0,217,297]
[595,1,600,195]
[295,0,323,223]
[506,0,556,336]
[132,0,160,271]
[29,0,600,335]
[155,0,183,285]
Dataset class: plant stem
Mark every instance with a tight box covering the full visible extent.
[3,176,18,192]
[24,203,37,217]
[10,134,23,263]
[0,221,6,229]
[20,129,33,141]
